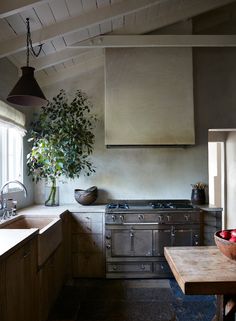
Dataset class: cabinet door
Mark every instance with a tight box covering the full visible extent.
[153,229,172,256]
[0,262,6,320]
[38,244,64,321]
[5,238,37,321]
[38,255,54,321]
[111,229,152,257]
[71,212,105,278]
[72,234,103,253]
[173,227,200,246]
[72,253,104,277]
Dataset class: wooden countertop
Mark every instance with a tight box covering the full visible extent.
[0,229,38,261]
[18,204,106,216]
[164,246,236,295]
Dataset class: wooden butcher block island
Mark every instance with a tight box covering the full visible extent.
[164,246,236,321]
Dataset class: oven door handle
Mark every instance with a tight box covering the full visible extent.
[122,222,161,225]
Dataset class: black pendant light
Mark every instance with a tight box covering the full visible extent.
[7,18,47,107]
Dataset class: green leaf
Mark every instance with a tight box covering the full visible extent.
[27,89,97,182]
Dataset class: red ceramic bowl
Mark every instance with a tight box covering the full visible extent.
[214,230,236,260]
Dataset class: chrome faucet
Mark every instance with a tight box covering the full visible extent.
[0,180,27,219]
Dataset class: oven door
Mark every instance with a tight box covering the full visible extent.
[108,226,152,257]
[172,225,200,247]
[153,224,200,256]
[153,226,172,256]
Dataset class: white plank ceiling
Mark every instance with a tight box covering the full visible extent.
[0,0,235,87]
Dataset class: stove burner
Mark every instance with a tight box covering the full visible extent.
[151,202,172,209]
[107,203,129,210]
[106,200,194,212]
[150,202,193,209]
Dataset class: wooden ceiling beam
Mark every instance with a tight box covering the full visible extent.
[1,0,235,59]
[70,34,236,48]
[36,55,104,87]
[0,0,49,18]
[0,0,163,58]
[32,48,101,71]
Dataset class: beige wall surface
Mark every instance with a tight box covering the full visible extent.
[226,132,236,228]
[33,44,236,205]
[1,7,235,206]
[105,47,195,146]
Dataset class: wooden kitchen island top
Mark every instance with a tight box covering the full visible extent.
[164,246,236,321]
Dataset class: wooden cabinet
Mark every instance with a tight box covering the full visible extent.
[71,212,105,278]
[38,212,70,321]
[202,210,222,245]
[38,246,64,321]
[2,237,38,321]
[0,261,6,320]
[60,211,71,281]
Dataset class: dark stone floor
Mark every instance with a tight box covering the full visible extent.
[48,279,216,321]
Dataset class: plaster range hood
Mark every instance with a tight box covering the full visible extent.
[105,48,195,147]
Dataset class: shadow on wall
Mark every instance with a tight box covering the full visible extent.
[96,189,113,204]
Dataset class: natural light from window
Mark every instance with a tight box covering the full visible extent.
[0,100,25,190]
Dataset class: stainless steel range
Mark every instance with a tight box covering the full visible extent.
[105,200,202,279]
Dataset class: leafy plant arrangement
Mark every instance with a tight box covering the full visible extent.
[191,182,207,190]
[27,89,97,206]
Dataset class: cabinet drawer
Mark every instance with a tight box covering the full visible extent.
[71,213,103,234]
[72,221,103,234]
[107,262,152,273]
[72,234,103,253]
[72,253,104,278]
[71,212,103,223]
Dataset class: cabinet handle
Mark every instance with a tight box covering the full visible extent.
[185,214,190,221]
[140,264,145,270]
[23,251,30,259]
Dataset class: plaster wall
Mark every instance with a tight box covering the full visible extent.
[226,132,236,228]
[33,44,236,205]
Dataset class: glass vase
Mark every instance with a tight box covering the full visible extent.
[45,178,59,206]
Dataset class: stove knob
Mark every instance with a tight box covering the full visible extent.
[184,214,190,221]
[106,244,111,249]
[106,235,111,240]
[138,214,144,221]
[112,215,116,221]
[158,215,164,223]
[119,215,124,222]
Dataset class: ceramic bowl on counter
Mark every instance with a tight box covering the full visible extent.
[214,229,236,260]
[74,186,98,205]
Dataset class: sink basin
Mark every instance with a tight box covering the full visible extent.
[1,215,62,266]
[2,216,57,230]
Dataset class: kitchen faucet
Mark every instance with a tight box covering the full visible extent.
[0,180,27,219]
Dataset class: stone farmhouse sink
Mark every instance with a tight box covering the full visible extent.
[1,215,62,266]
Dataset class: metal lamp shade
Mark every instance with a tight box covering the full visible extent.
[7,66,47,107]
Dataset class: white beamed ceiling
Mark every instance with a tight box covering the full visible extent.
[0,0,235,87]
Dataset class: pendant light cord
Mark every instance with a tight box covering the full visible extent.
[26,18,43,66]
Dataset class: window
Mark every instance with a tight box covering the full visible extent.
[0,100,26,189]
